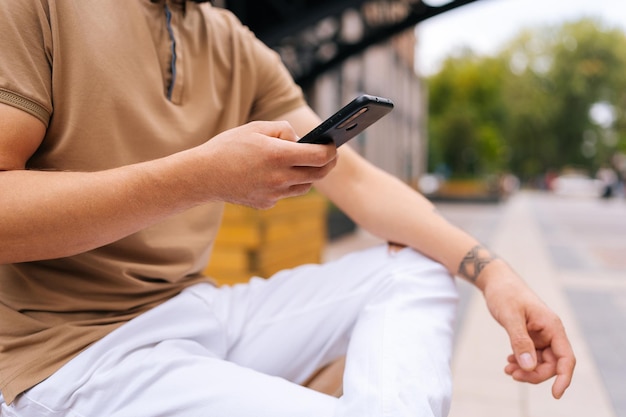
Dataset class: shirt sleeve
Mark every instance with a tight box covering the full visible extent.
[221,10,307,122]
[248,39,307,121]
[0,0,53,127]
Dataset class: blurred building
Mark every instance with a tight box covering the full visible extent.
[306,27,427,186]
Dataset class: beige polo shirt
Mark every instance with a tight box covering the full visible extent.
[0,0,305,403]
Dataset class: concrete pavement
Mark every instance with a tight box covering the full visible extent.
[325,191,625,417]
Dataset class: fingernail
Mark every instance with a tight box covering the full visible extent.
[519,353,534,369]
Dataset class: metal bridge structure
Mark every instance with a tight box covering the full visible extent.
[216,0,480,86]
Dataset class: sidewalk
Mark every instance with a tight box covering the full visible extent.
[447,193,615,417]
[324,191,619,417]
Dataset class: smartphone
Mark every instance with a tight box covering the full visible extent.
[298,94,394,147]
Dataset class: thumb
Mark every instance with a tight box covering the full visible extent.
[506,322,537,371]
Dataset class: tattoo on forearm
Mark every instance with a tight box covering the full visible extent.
[457,245,498,282]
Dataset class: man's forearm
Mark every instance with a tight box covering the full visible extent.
[0,154,202,264]
[315,146,497,281]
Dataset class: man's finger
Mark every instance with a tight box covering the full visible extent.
[537,325,576,399]
[505,320,538,371]
[552,356,575,399]
[550,334,576,399]
[275,140,338,172]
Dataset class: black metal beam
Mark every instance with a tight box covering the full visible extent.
[218,0,481,86]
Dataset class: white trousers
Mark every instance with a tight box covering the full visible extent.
[1,245,458,417]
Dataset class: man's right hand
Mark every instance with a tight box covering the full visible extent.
[190,120,337,209]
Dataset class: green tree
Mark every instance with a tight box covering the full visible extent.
[426,18,626,181]
[427,50,508,178]
[502,19,626,177]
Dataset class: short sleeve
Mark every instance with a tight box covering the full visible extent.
[248,38,306,121]
[0,0,53,127]
[220,10,306,122]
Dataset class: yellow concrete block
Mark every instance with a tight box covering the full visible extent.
[206,192,328,286]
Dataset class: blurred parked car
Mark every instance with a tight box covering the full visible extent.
[551,173,603,197]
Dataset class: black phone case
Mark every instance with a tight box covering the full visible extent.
[298,95,394,147]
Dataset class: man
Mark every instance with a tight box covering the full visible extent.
[0,1,574,416]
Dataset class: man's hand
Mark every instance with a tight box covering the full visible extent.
[193,120,337,209]
[479,260,576,399]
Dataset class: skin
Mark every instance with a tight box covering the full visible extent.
[0,101,575,399]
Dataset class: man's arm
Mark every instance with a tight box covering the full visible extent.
[280,105,575,399]
[0,103,337,264]
[282,106,479,272]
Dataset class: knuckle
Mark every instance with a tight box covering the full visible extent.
[258,201,276,210]
[277,120,291,129]
[290,183,313,197]
[318,165,333,180]
[267,171,287,189]
[510,333,531,349]
[246,120,264,130]
[253,193,279,210]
